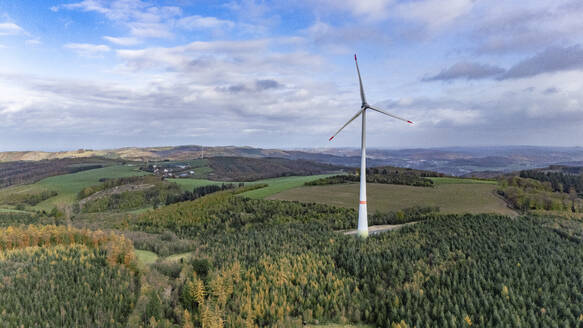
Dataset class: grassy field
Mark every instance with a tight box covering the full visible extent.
[268,182,516,216]
[164,251,194,262]
[0,208,31,213]
[167,178,226,191]
[135,250,159,265]
[0,165,148,211]
[429,177,497,185]
[239,174,336,199]
[170,174,336,199]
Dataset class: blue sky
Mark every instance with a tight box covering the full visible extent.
[1,0,583,151]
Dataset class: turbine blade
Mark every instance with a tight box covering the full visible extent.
[355,54,366,105]
[329,109,364,141]
[367,105,414,124]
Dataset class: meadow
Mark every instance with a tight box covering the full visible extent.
[0,165,147,211]
[169,174,335,199]
[268,181,516,216]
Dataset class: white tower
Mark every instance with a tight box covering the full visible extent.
[329,54,414,238]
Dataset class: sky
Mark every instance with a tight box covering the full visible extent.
[1,0,583,151]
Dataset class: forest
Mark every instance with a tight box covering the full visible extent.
[0,225,138,327]
[497,175,583,212]
[126,189,583,327]
[519,167,583,194]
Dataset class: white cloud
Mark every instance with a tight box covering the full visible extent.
[25,39,42,46]
[64,43,111,57]
[58,0,182,39]
[0,22,24,36]
[313,0,394,21]
[103,36,141,46]
[468,0,583,54]
[395,0,475,33]
[176,15,235,30]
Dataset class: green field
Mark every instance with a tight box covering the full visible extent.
[0,208,31,213]
[164,251,194,262]
[167,178,226,191]
[135,249,159,265]
[239,174,336,199]
[170,174,336,199]
[268,182,516,216]
[0,165,148,211]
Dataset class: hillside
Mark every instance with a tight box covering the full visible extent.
[0,157,120,188]
[4,145,583,177]
[206,156,344,181]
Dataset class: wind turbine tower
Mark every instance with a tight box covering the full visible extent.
[329,54,414,238]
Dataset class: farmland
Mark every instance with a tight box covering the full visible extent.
[170,174,336,199]
[0,165,148,211]
[268,180,516,216]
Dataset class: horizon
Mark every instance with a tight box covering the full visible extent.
[2,143,583,154]
[2,1,583,149]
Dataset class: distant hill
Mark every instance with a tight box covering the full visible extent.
[3,145,583,176]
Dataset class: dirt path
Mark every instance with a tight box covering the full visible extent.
[491,189,520,217]
[342,222,417,236]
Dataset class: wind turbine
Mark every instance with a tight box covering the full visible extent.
[329,54,414,238]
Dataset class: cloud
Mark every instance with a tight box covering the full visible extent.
[395,0,475,33]
[58,0,183,39]
[543,87,559,95]
[0,22,24,36]
[216,79,282,94]
[423,61,505,81]
[501,45,583,79]
[176,15,235,30]
[25,39,42,46]
[300,21,390,54]
[255,79,281,90]
[64,43,111,57]
[114,38,324,78]
[469,1,583,54]
[103,36,141,46]
[313,0,394,21]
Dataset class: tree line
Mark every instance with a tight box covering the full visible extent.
[519,169,583,195]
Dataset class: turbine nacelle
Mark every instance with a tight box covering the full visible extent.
[329,55,414,143]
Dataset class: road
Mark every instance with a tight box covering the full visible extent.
[343,222,417,236]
